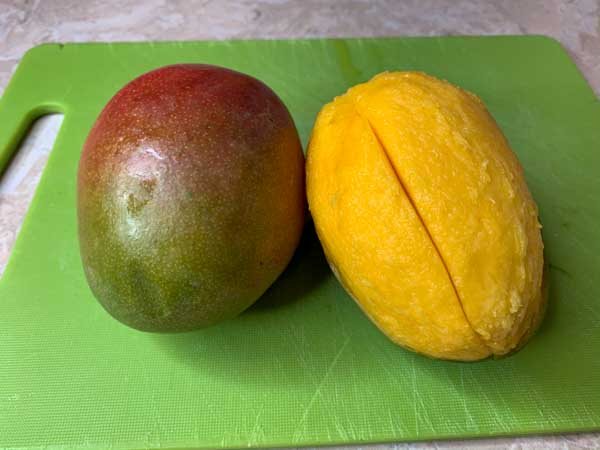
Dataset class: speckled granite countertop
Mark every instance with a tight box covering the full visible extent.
[1,1,599,449]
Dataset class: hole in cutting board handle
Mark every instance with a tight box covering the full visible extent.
[0,113,64,276]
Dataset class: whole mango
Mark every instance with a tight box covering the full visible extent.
[307,72,544,361]
[78,64,305,332]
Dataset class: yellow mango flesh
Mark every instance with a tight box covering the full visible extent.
[306,72,545,360]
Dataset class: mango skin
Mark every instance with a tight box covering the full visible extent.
[78,64,305,332]
[306,72,545,361]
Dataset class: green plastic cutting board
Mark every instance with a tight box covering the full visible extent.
[0,36,599,450]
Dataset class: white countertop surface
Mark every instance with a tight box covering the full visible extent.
[0,1,598,449]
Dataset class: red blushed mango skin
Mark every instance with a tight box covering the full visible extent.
[77,64,305,332]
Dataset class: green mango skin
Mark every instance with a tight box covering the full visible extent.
[77,64,305,332]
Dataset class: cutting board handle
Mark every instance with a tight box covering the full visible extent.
[0,102,65,177]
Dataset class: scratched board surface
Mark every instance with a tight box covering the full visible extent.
[0,37,599,450]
